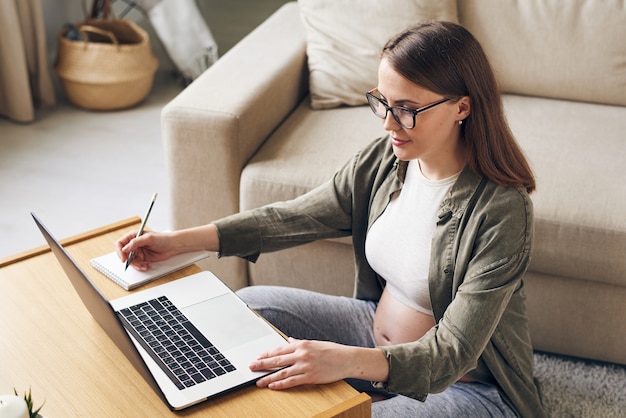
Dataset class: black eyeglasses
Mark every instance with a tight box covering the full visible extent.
[365,88,452,129]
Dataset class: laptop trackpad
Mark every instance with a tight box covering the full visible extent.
[182,293,272,351]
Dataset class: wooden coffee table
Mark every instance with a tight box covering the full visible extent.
[0,218,370,417]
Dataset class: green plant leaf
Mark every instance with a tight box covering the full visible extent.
[12,387,44,418]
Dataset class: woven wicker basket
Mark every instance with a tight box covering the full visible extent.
[55,19,158,111]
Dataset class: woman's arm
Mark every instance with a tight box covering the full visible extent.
[215,136,395,263]
[249,338,389,389]
[115,224,220,270]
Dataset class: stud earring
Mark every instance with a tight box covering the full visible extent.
[458,120,463,125]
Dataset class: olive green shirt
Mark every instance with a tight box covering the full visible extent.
[215,135,546,417]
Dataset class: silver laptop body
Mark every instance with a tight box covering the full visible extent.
[33,213,287,410]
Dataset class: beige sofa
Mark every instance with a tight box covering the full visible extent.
[162,0,626,371]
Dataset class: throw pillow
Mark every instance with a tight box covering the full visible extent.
[459,0,626,106]
[299,0,459,109]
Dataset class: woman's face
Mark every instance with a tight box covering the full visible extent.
[376,58,469,178]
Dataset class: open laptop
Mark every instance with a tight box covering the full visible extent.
[32,213,287,410]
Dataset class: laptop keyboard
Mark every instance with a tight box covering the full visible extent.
[118,296,236,390]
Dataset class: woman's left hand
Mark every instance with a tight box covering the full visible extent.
[249,337,352,389]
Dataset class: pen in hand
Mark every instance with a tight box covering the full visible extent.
[125,192,158,271]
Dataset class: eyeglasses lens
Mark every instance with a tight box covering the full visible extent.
[367,94,386,118]
[394,109,414,129]
[368,94,414,129]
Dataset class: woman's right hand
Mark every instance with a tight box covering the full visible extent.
[115,224,221,271]
[115,230,178,271]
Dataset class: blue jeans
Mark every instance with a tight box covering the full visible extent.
[237,285,518,417]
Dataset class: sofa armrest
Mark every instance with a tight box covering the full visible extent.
[161,2,307,289]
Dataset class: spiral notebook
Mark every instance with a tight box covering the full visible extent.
[90,250,210,290]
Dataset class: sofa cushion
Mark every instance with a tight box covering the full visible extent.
[240,100,386,210]
[241,95,626,288]
[299,0,458,110]
[459,0,626,106]
[503,94,626,286]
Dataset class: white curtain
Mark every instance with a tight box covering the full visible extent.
[0,0,56,123]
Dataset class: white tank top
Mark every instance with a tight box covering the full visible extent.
[365,160,459,315]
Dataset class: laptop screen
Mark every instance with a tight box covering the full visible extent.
[32,213,170,408]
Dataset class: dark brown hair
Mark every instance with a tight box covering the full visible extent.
[382,21,535,193]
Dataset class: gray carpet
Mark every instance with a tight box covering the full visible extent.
[533,352,626,417]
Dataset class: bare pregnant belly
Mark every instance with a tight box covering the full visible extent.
[373,287,475,382]
[373,287,435,346]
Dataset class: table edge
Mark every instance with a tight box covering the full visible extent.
[0,217,141,268]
